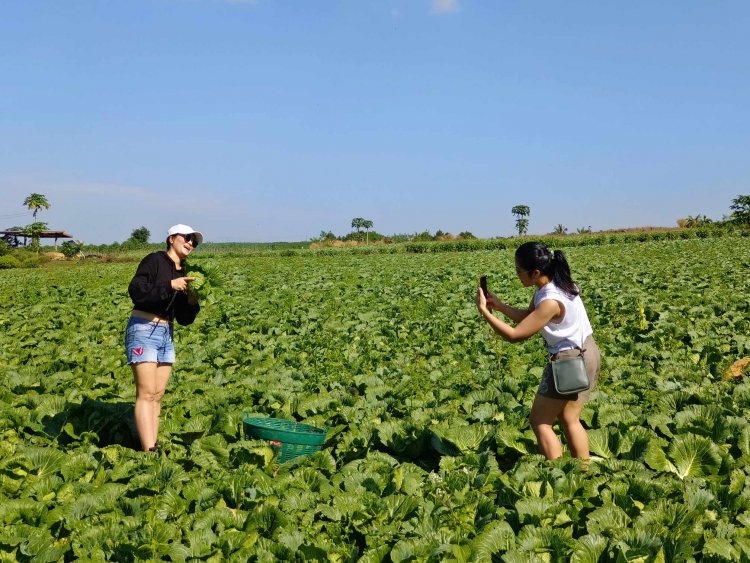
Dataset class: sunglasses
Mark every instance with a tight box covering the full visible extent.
[176,233,199,247]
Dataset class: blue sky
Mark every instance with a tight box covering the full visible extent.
[1,1,748,244]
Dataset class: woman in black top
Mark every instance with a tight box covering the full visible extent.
[125,224,203,452]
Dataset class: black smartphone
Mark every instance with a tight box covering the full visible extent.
[480,275,488,297]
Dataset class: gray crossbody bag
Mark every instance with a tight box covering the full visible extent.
[551,349,590,395]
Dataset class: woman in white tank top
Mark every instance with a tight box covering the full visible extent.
[476,242,601,461]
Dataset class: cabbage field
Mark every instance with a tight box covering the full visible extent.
[2,237,750,561]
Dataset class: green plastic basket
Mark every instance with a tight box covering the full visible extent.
[243,416,327,463]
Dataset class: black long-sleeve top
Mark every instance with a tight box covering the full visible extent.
[128,251,200,325]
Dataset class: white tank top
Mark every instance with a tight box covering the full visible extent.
[533,282,593,354]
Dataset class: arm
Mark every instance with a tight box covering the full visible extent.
[174,291,200,325]
[476,288,560,343]
[485,291,533,323]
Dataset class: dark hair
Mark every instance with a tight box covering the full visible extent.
[514,241,579,297]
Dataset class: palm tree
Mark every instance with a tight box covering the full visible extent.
[683,214,713,228]
[24,221,48,254]
[362,219,374,244]
[23,193,51,220]
[351,217,374,242]
[351,217,365,235]
[551,224,568,235]
[511,205,530,236]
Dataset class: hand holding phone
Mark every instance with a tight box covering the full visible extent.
[480,275,488,297]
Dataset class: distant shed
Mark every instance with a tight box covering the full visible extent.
[0,230,74,248]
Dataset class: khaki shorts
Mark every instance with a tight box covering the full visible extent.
[537,335,601,402]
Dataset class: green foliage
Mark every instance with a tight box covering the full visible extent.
[127,226,151,245]
[60,240,82,258]
[1,237,750,558]
[0,249,46,268]
[730,195,750,226]
[0,255,21,269]
[402,228,743,254]
[350,217,375,242]
[317,230,337,241]
[21,221,48,253]
[644,434,723,479]
[411,229,434,242]
[678,214,714,228]
[185,260,224,304]
[341,230,387,243]
[77,228,745,259]
[511,205,530,236]
[23,193,51,219]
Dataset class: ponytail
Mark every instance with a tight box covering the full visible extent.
[550,249,578,297]
[514,242,579,297]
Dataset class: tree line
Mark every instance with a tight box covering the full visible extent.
[4,194,750,256]
[313,216,478,245]
[320,196,750,245]
[511,196,750,237]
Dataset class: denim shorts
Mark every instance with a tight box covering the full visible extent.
[125,316,175,364]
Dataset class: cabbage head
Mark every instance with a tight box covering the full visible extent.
[185,261,222,304]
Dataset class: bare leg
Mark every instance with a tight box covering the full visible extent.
[529,395,567,460]
[132,362,172,451]
[151,364,172,445]
[558,398,589,460]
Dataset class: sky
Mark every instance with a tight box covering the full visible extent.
[1,1,749,244]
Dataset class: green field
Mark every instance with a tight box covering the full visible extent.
[2,237,750,561]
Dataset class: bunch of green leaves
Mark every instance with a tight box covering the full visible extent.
[186,260,223,304]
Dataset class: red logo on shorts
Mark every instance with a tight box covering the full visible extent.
[132,347,144,356]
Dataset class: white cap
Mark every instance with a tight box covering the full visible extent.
[167,224,204,245]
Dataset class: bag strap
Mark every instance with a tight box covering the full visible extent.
[551,346,585,361]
